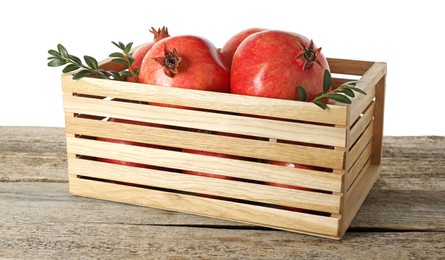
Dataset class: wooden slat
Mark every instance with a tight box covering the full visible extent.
[372,76,386,165]
[331,77,357,89]
[327,58,374,76]
[347,124,373,168]
[66,137,342,192]
[65,116,345,169]
[348,62,386,123]
[69,176,340,238]
[68,158,341,213]
[62,74,348,125]
[63,95,347,147]
[349,102,374,146]
[346,142,373,191]
[340,164,381,237]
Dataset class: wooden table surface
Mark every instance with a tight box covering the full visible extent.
[1,126,444,259]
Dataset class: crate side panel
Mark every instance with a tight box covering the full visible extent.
[69,158,341,213]
[348,62,386,124]
[61,75,348,125]
[69,176,340,238]
[347,123,373,168]
[65,116,345,170]
[327,58,374,75]
[66,136,342,193]
[340,164,381,237]
[346,142,372,191]
[349,102,374,147]
[63,95,347,147]
[371,75,386,165]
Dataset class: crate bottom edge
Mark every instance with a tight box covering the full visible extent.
[68,176,341,239]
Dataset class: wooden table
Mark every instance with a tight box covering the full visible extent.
[1,126,444,259]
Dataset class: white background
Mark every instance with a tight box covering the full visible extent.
[0,0,443,136]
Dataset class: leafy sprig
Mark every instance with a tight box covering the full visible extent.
[298,70,366,109]
[109,41,139,80]
[47,42,138,81]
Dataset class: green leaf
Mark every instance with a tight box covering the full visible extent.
[48,59,67,67]
[112,41,126,50]
[120,71,132,78]
[97,69,109,78]
[323,70,332,93]
[57,44,68,58]
[109,71,121,80]
[327,93,352,104]
[62,64,80,73]
[133,68,139,75]
[109,52,124,58]
[124,42,133,54]
[112,58,129,66]
[48,49,60,57]
[313,100,327,110]
[340,88,355,98]
[128,56,135,66]
[350,86,367,95]
[343,81,357,87]
[72,70,94,80]
[111,41,121,50]
[297,86,307,101]
[69,54,82,64]
[84,55,98,70]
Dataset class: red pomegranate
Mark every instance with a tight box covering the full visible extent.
[139,35,230,93]
[230,30,330,101]
[129,26,170,82]
[220,27,266,69]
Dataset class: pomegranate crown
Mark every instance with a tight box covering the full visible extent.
[149,26,170,40]
[153,43,182,78]
[295,39,323,71]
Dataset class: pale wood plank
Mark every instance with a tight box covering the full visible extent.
[346,142,373,191]
[68,158,341,213]
[349,101,374,146]
[348,62,386,123]
[63,94,347,147]
[372,76,386,165]
[340,164,381,237]
[70,177,340,238]
[327,58,375,75]
[65,116,345,169]
[66,136,342,193]
[347,123,373,167]
[62,74,348,125]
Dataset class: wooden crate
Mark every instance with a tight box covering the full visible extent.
[62,57,386,239]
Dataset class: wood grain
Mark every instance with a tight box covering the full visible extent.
[1,127,444,258]
[62,74,349,125]
[63,94,347,147]
[0,182,443,259]
[65,116,346,169]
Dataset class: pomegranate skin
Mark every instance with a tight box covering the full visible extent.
[230,30,330,101]
[129,26,170,82]
[220,28,266,70]
[140,35,230,93]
